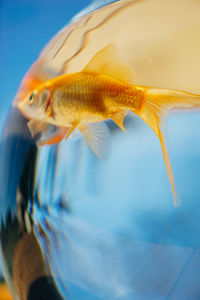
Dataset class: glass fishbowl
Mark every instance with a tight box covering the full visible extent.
[1,0,200,299]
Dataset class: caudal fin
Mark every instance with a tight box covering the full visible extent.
[134,87,200,206]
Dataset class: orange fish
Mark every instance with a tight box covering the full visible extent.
[16,43,200,206]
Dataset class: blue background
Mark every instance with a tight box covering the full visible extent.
[0,0,92,277]
[1,1,200,299]
[0,0,92,132]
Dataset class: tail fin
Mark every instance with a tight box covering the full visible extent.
[134,87,200,206]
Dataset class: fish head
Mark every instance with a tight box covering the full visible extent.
[17,86,52,121]
[17,88,40,119]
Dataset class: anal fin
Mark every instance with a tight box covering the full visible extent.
[110,110,127,131]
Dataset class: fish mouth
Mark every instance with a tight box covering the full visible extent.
[16,102,33,120]
[12,95,20,107]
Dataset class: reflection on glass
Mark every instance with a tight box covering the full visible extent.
[1,0,200,299]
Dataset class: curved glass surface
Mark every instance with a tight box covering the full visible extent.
[1,0,200,299]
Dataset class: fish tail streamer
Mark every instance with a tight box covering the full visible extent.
[133,87,200,206]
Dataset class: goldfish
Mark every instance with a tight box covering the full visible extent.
[16,43,200,206]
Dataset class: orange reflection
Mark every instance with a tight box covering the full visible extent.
[0,284,12,300]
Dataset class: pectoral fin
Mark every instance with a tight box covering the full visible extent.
[27,119,48,137]
[37,125,69,146]
[28,119,68,146]
[78,122,110,159]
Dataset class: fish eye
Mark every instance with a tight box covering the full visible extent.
[28,90,38,106]
[29,92,35,103]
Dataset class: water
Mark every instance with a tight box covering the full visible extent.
[1,0,200,299]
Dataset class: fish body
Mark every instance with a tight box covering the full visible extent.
[31,71,144,126]
[16,43,200,206]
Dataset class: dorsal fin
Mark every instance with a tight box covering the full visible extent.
[83,43,135,84]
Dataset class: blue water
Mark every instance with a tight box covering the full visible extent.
[1,1,200,299]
